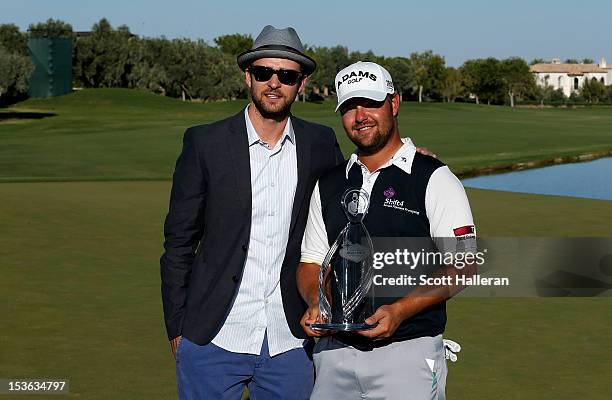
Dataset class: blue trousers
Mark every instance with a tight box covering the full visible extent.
[176,335,314,400]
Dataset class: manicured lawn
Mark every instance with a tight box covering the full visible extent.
[1,89,611,181]
[1,181,610,399]
[1,89,611,399]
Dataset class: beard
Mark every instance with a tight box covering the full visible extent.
[348,124,393,155]
[250,88,296,120]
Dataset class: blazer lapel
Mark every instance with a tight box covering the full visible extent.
[288,117,312,237]
[225,111,252,213]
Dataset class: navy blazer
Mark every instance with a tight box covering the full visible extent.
[161,110,344,344]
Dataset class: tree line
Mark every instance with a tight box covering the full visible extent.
[2,18,612,106]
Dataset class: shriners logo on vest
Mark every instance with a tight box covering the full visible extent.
[337,70,377,89]
[382,187,420,215]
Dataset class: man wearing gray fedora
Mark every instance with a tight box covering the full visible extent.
[161,25,341,399]
[161,25,433,399]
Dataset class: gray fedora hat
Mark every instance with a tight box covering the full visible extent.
[237,25,316,75]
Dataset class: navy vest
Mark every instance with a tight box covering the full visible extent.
[318,152,447,344]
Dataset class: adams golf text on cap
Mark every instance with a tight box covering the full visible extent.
[335,61,394,112]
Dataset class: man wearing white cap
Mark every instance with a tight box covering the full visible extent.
[297,61,476,399]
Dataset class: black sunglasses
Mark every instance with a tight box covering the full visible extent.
[249,66,303,86]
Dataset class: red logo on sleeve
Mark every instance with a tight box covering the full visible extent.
[453,225,476,236]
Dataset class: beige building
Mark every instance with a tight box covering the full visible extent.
[531,58,612,97]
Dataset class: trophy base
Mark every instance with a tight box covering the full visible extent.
[311,322,377,331]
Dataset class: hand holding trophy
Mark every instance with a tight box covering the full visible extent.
[312,188,377,331]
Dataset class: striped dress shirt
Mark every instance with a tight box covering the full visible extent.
[211,106,305,356]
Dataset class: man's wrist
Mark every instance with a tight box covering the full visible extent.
[306,295,319,308]
[390,298,415,321]
[305,282,320,307]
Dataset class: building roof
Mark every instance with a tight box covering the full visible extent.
[530,63,610,75]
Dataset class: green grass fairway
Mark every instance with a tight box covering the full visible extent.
[1,90,611,399]
[1,182,611,399]
[1,89,611,182]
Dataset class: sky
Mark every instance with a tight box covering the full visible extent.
[2,0,611,67]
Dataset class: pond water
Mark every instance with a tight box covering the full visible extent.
[462,157,612,201]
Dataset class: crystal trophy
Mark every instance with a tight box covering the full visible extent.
[311,188,376,331]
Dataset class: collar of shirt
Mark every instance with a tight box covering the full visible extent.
[345,137,417,178]
[244,105,295,148]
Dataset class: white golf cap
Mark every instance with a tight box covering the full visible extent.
[334,61,394,112]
